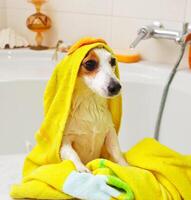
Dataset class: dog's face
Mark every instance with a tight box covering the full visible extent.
[78,48,121,98]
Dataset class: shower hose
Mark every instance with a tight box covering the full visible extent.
[154,43,186,140]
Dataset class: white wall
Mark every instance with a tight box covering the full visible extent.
[1,0,191,66]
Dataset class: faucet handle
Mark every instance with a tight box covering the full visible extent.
[130,21,164,48]
[152,21,164,28]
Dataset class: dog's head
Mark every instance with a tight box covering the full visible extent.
[78,48,121,98]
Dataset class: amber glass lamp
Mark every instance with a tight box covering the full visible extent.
[26,0,51,50]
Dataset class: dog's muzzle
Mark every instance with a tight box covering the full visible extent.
[107,78,121,96]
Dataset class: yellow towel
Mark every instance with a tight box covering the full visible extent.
[10,37,191,200]
[88,138,191,200]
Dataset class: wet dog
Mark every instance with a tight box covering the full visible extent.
[60,48,127,172]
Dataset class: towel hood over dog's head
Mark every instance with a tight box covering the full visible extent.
[25,37,122,172]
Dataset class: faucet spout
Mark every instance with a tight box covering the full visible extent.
[130,22,191,48]
[129,28,148,48]
[129,26,152,48]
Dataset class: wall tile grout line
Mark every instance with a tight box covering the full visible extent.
[4,7,187,25]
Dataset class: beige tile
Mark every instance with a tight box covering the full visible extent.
[0,0,113,14]
[185,0,191,22]
[44,11,112,47]
[44,0,112,15]
[5,0,32,9]
[4,1,189,66]
[6,8,36,45]
[113,0,186,22]
[111,16,183,65]
[0,0,5,8]
[111,17,151,49]
[0,8,6,29]
[6,8,112,47]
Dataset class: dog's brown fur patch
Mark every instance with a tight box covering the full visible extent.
[78,50,100,77]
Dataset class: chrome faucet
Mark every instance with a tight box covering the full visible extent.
[130,22,191,48]
[52,40,63,61]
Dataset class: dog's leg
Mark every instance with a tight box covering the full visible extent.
[104,128,128,166]
[60,136,90,173]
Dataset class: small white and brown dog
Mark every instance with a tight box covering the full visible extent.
[60,48,128,172]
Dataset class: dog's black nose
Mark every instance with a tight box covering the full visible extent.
[108,80,121,96]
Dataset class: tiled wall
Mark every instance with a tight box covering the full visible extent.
[1,0,191,66]
[0,0,6,29]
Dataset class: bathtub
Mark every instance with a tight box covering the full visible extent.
[0,49,191,198]
[1,49,191,154]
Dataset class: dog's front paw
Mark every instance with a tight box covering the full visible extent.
[76,163,90,173]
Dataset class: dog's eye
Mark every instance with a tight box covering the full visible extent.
[110,57,116,67]
[84,60,97,71]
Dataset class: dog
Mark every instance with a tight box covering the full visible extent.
[60,48,128,172]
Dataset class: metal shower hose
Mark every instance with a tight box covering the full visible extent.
[154,43,186,140]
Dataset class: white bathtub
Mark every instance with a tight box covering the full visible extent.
[0,49,191,156]
[1,49,191,199]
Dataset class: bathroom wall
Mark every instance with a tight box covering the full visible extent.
[2,0,191,66]
[0,0,6,29]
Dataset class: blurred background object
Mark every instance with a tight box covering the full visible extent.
[0,28,29,49]
[26,0,51,50]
